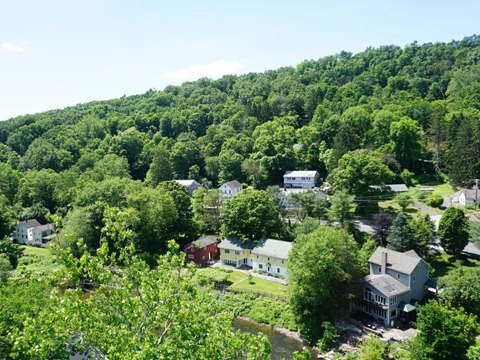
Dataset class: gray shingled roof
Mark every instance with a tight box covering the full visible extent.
[36,224,53,232]
[369,247,424,275]
[251,238,292,260]
[19,219,41,229]
[175,179,198,187]
[191,235,219,248]
[218,238,256,251]
[370,184,408,193]
[223,180,242,189]
[365,274,410,297]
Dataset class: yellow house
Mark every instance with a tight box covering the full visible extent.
[251,238,292,278]
[217,238,255,267]
[218,237,293,278]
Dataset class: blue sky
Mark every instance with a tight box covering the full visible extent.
[1,0,479,120]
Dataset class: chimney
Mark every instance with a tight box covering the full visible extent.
[381,251,387,274]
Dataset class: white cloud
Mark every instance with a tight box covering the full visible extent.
[2,42,25,53]
[162,59,245,80]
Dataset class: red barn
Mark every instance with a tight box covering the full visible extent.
[184,235,220,265]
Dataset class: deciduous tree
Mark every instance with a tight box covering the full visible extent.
[220,189,285,240]
[288,226,362,342]
[438,207,470,257]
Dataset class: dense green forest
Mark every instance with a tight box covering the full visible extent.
[1,35,480,359]
[2,34,480,256]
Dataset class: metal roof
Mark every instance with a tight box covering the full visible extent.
[365,274,410,297]
[369,247,425,275]
[251,238,293,260]
[463,242,480,256]
[218,238,256,251]
[283,170,318,178]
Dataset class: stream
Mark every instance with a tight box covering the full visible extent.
[234,318,318,360]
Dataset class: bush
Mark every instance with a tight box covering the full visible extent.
[400,169,416,187]
[317,321,339,352]
[427,193,443,207]
[416,191,429,203]
[219,292,298,331]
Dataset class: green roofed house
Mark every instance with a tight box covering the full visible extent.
[217,238,256,268]
[354,247,437,326]
[251,238,292,278]
[218,237,293,278]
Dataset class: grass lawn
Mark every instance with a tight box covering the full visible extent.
[428,183,456,197]
[230,276,288,296]
[378,200,419,216]
[226,270,247,283]
[20,245,52,257]
[428,252,480,280]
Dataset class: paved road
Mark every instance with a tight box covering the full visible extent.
[412,202,438,216]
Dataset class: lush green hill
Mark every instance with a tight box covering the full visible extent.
[1,34,480,254]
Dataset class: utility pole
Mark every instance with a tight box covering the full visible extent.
[474,179,479,210]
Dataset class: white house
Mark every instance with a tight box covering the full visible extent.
[12,219,41,244]
[12,219,55,246]
[283,170,319,189]
[219,180,243,198]
[174,179,201,196]
[251,238,292,278]
[444,189,477,208]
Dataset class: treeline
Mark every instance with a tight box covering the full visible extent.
[2,35,480,249]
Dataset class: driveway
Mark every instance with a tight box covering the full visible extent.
[412,202,438,216]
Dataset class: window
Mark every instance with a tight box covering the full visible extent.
[391,309,396,318]
[277,268,280,273]
[390,296,396,305]
[412,275,416,282]
[259,264,263,269]
[224,249,230,254]
[235,251,240,255]
[256,255,259,259]
[282,259,284,264]
[267,257,270,261]
[397,273,400,279]
[378,266,381,273]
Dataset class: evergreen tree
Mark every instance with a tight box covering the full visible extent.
[386,213,415,252]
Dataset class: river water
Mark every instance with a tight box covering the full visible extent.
[234,318,317,360]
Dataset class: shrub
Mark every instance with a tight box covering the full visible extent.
[427,193,443,207]
[317,321,339,352]
[400,169,416,187]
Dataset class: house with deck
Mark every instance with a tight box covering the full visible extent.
[184,235,220,265]
[283,170,320,189]
[355,247,436,326]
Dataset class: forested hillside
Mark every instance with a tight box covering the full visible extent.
[1,35,480,253]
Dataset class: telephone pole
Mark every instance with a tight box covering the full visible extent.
[474,179,479,210]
